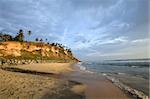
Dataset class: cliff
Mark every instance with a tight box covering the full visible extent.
[0,41,80,63]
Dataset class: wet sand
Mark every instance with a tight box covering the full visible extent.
[67,66,130,99]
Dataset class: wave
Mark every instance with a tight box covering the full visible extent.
[104,74,148,99]
[118,72,125,75]
[76,63,86,71]
[76,63,149,98]
[92,62,150,67]
[131,66,137,68]
[77,63,127,75]
[76,63,94,74]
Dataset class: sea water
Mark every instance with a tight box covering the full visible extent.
[77,59,149,96]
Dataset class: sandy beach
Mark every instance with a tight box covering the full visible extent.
[8,63,74,74]
[0,63,130,99]
[0,0,148,98]
[0,63,85,99]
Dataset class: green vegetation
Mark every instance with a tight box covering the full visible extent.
[0,29,73,54]
[0,29,79,64]
[0,33,13,41]
[14,29,24,42]
[21,50,37,59]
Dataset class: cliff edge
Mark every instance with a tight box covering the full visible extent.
[0,41,80,63]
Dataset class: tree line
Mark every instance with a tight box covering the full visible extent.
[0,29,29,42]
[0,29,72,53]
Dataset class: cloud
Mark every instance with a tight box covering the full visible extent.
[132,38,149,43]
[0,0,148,61]
[97,36,128,45]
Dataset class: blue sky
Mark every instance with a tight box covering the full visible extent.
[0,0,149,61]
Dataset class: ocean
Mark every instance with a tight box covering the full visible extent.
[76,59,149,96]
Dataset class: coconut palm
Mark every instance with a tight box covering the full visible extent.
[35,38,39,42]
[14,29,24,42]
[40,38,43,42]
[28,30,32,36]
[45,38,48,41]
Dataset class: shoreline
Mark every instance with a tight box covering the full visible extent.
[67,64,131,99]
[73,63,149,99]
[0,62,147,99]
[105,74,149,99]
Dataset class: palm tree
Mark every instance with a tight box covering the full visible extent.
[51,43,55,46]
[28,30,32,36]
[45,38,48,41]
[40,38,43,42]
[19,29,23,33]
[15,29,24,42]
[35,38,39,42]
[39,38,43,63]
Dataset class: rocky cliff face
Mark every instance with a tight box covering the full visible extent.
[0,41,79,62]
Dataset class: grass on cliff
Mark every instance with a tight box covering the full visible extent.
[20,50,68,61]
[21,50,39,59]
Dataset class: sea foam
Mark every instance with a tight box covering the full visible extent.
[76,63,94,74]
[104,75,148,99]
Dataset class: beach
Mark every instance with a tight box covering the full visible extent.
[67,66,130,99]
[0,63,85,99]
[0,63,131,99]
[0,0,148,98]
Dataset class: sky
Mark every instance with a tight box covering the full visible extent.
[0,0,149,61]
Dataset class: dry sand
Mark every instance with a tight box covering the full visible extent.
[0,63,84,99]
[10,63,74,74]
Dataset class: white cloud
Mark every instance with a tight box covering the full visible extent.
[87,51,126,57]
[132,38,149,43]
[97,36,128,45]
